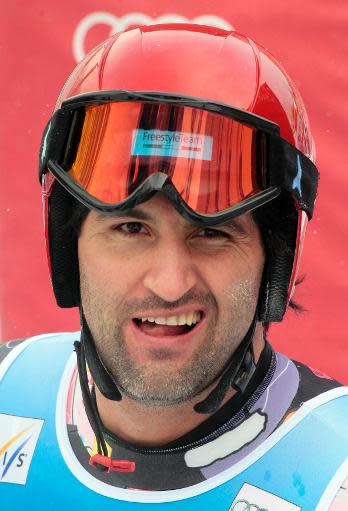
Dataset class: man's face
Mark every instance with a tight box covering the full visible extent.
[79,194,264,406]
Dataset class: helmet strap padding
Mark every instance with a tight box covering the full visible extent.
[254,193,297,323]
[49,183,81,307]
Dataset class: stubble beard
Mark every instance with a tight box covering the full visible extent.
[80,275,259,408]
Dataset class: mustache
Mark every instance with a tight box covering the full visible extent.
[120,291,217,316]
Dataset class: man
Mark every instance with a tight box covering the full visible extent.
[1,24,348,510]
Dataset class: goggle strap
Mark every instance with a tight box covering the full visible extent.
[269,134,318,218]
[39,109,74,183]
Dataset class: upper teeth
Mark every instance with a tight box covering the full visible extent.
[139,311,201,326]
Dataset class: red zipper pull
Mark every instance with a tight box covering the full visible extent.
[89,454,136,473]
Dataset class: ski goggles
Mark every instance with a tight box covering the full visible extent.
[39,91,318,224]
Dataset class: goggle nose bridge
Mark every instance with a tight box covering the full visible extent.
[141,172,171,191]
[136,172,188,206]
[131,172,199,221]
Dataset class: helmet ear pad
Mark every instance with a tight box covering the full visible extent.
[49,182,81,308]
[254,192,298,323]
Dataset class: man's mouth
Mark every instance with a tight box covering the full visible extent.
[133,311,203,337]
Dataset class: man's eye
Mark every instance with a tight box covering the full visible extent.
[117,222,145,234]
[198,228,227,238]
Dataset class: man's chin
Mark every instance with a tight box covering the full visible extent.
[115,373,208,408]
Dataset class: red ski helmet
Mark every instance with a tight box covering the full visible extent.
[39,23,318,322]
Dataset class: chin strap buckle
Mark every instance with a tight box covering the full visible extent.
[89,454,136,473]
[233,348,256,393]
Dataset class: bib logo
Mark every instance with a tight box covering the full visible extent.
[0,414,44,485]
[73,11,234,62]
[230,483,301,511]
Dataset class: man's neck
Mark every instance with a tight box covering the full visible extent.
[95,325,265,447]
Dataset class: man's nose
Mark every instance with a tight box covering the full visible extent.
[143,238,198,302]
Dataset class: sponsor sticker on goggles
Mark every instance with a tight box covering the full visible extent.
[131,129,213,161]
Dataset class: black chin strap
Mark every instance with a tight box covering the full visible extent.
[73,311,123,472]
[80,312,122,401]
[74,339,136,473]
[74,309,258,465]
[78,307,258,411]
[194,312,258,414]
[74,340,109,460]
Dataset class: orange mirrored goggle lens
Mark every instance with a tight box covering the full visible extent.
[61,102,266,214]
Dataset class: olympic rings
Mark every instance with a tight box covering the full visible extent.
[230,499,269,511]
[73,11,233,61]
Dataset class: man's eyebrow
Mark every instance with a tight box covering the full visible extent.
[95,209,153,222]
[217,216,249,234]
